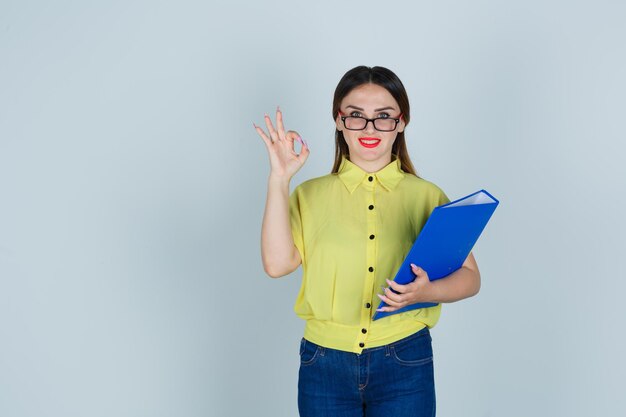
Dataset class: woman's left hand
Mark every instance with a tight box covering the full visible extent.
[376,264,437,312]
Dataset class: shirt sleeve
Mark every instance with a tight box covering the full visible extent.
[437,188,451,206]
[289,187,305,262]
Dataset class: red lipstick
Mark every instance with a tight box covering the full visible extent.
[358,137,381,148]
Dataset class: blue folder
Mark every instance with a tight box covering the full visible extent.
[373,189,499,320]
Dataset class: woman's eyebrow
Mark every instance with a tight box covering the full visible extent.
[346,105,396,112]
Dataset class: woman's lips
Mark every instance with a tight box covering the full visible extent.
[359,137,381,148]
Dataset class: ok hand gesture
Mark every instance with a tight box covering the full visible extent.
[254,106,310,180]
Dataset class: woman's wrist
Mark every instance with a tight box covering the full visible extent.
[268,172,292,187]
[425,280,443,304]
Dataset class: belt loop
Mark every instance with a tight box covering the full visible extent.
[320,346,326,356]
[385,344,390,357]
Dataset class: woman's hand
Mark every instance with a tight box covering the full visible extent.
[376,264,436,312]
[254,106,310,180]
[376,253,480,310]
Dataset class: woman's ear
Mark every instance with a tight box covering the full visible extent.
[397,116,406,133]
[335,114,343,132]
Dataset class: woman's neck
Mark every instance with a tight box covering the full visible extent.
[348,155,393,173]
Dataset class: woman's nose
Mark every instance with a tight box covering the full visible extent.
[364,120,376,134]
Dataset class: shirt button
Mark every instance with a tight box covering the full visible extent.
[368,176,373,182]
[368,267,374,272]
[368,204,374,210]
[361,328,367,334]
[369,234,375,240]
[359,342,365,348]
[365,303,371,308]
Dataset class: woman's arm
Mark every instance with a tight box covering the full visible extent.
[376,252,481,311]
[254,107,309,278]
[261,175,302,278]
[428,252,480,303]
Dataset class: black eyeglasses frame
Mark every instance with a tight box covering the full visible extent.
[338,111,403,132]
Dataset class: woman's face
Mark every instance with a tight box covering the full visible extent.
[335,83,405,172]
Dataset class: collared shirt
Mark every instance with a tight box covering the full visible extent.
[289,156,450,354]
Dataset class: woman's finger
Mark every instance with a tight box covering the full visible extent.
[276,106,287,141]
[264,113,280,142]
[253,123,272,147]
[377,292,403,307]
[383,287,405,304]
[297,140,310,162]
[386,279,406,294]
[377,292,400,307]
[376,306,397,313]
[411,264,428,279]
[285,130,302,153]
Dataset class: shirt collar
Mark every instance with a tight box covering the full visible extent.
[337,156,405,193]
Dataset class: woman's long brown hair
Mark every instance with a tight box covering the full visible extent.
[331,66,418,176]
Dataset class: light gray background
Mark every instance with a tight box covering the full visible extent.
[1,1,625,416]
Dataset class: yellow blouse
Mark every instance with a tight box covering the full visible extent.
[289,156,450,354]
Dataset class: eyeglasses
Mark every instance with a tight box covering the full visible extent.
[338,110,403,132]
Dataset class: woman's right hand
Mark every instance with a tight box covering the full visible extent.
[254,106,310,180]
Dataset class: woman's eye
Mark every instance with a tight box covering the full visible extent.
[350,111,362,117]
[377,113,390,119]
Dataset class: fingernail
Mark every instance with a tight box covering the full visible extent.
[377,293,384,299]
[295,136,304,145]
[253,122,257,128]
[411,263,416,268]
[376,308,384,312]
[303,138,309,148]
[277,105,281,112]
[264,113,268,118]
[386,279,391,284]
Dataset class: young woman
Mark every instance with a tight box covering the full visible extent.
[255,66,480,417]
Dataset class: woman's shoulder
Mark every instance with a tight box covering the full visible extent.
[292,172,340,195]
[401,173,445,192]
[399,174,449,203]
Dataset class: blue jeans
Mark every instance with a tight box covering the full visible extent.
[298,327,436,417]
